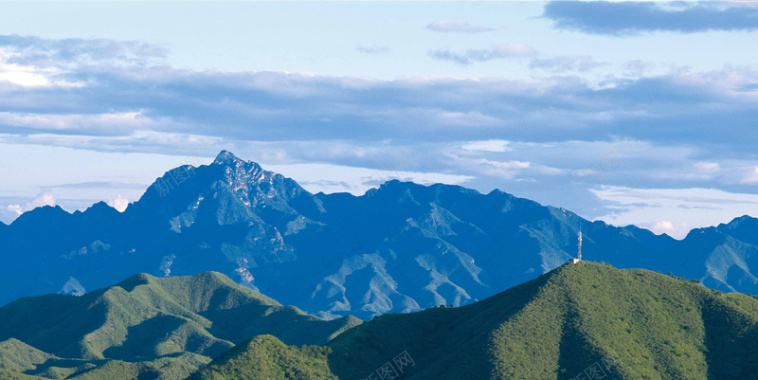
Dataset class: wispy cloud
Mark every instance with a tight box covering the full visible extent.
[461,140,510,153]
[425,21,495,34]
[591,186,758,238]
[0,111,161,135]
[428,44,536,65]
[429,44,604,73]
[51,182,148,189]
[741,167,758,184]
[529,55,605,72]
[356,45,389,55]
[0,34,167,67]
[543,1,758,36]
[0,34,166,90]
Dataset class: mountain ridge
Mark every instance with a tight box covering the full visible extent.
[2,150,758,321]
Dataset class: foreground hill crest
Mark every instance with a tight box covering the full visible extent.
[193,262,758,379]
[0,271,359,379]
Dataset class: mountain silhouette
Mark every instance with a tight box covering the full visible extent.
[1,151,758,320]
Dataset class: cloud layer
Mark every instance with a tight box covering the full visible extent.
[543,2,758,35]
[2,33,758,234]
[428,44,536,65]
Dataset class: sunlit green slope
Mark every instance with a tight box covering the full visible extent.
[196,262,758,379]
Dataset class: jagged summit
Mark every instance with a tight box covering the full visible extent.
[79,201,119,217]
[213,150,245,166]
[84,200,111,210]
[210,150,268,175]
[137,150,291,207]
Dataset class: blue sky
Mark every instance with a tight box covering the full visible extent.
[1,1,758,238]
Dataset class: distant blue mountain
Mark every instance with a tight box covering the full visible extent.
[1,151,756,319]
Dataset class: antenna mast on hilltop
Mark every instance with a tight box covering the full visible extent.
[577,229,582,261]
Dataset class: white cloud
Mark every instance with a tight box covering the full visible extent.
[7,189,56,215]
[428,44,604,73]
[679,161,722,180]
[461,139,510,153]
[355,45,389,55]
[429,44,536,65]
[652,220,675,232]
[436,110,500,127]
[623,60,657,77]
[0,49,83,88]
[575,168,599,177]
[475,159,531,180]
[0,71,52,87]
[530,55,605,73]
[741,166,758,184]
[694,162,721,173]
[491,44,536,58]
[470,158,562,181]
[0,130,220,153]
[0,35,166,90]
[0,110,157,132]
[425,21,494,34]
[591,186,758,239]
[650,220,692,236]
[265,162,473,195]
[108,194,129,212]
[0,35,166,69]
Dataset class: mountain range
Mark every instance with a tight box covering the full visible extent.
[1,151,758,320]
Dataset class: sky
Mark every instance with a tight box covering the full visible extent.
[1,1,758,239]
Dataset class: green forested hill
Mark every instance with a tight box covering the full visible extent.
[195,262,758,379]
[189,335,338,380]
[0,365,45,380]
[0,272,360,379]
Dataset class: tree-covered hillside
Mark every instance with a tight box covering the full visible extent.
[196,262,758,379]
[0,272,359,379]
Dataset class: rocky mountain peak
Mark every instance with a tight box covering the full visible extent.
[213,150,244,166]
